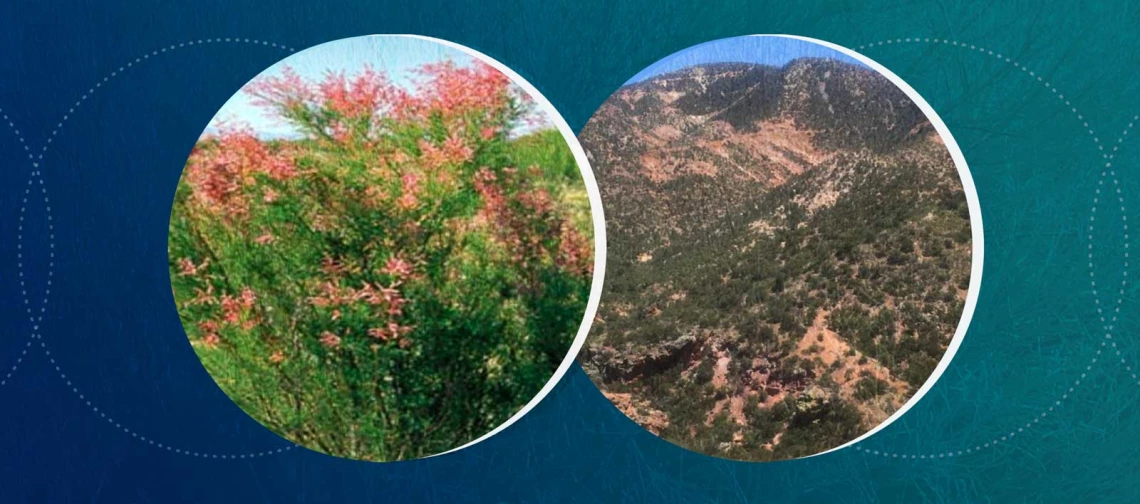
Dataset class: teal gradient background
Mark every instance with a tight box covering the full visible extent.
[0,0,1138,502]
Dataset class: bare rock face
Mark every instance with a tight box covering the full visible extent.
[585,330,699,382]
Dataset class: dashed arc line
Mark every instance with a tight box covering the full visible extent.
[3,34,1134,462]
[8,38,302,458]
[851,38,1131,460]
[0,109,45,387]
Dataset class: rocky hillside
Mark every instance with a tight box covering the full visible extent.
[580,58,970,461]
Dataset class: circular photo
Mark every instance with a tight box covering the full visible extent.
[578,35,980,461]
[168,35,600,462]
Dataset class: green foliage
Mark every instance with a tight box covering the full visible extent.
[583,124,968,460]
[579,57,971,461]
[854,376,890,401]
[170,63,592,461]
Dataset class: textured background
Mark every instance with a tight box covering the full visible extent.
[1,1,1138,502]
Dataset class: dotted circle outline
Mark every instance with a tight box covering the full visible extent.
[4,35,1132,462]
[8,38,302,459]
[0,108,40,387]
[851,38,1131,459]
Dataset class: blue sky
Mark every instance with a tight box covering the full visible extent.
[626,35,866,85]
[205,36,481,139]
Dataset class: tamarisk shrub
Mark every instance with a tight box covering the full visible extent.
[169,60,593,461]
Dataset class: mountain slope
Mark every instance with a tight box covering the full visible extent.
[580,57,970,461]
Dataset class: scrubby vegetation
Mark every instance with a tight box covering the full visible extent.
[580,56,970,461]
[169,61,592,461]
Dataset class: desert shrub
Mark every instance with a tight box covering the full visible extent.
[692,358,716,384]
[853,376,889,401]
[169,61,592,461]
[581,55,970,462]
[772,400,863,459]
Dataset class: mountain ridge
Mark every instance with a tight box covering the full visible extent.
[581,56,970,461]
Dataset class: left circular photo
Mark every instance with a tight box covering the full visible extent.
[167,35,602,462]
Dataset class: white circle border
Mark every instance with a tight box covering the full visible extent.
[414,34,608,458]
[179,34,607,461]
[759,34,984,458]
[579,33,982,460]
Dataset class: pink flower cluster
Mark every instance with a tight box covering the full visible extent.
[317,66,401,118]
[472,166,593,277]
[177,257,210,276]
[245,60,518,147]
[398,61,513,125]
[308,256,417,350]
[398,172,421,210]
[179,260,260,348]
[178,58,590,363]
[184,128,297,216]
[418,134,474,170]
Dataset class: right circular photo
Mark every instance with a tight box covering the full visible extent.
[579,35,981,461]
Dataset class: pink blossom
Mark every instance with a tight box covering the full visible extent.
[388,322,413,338]
[240,287,257,308]
[319,331,341,349]
[397,61,512,124]
[382,256,413,278]
[178,257,209,276]
[419,135,474,169]
[398,172,421,209]
[367,327,390,341]
[317,66,398,118]
[221,295,242,324]
[184,127,297,216]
